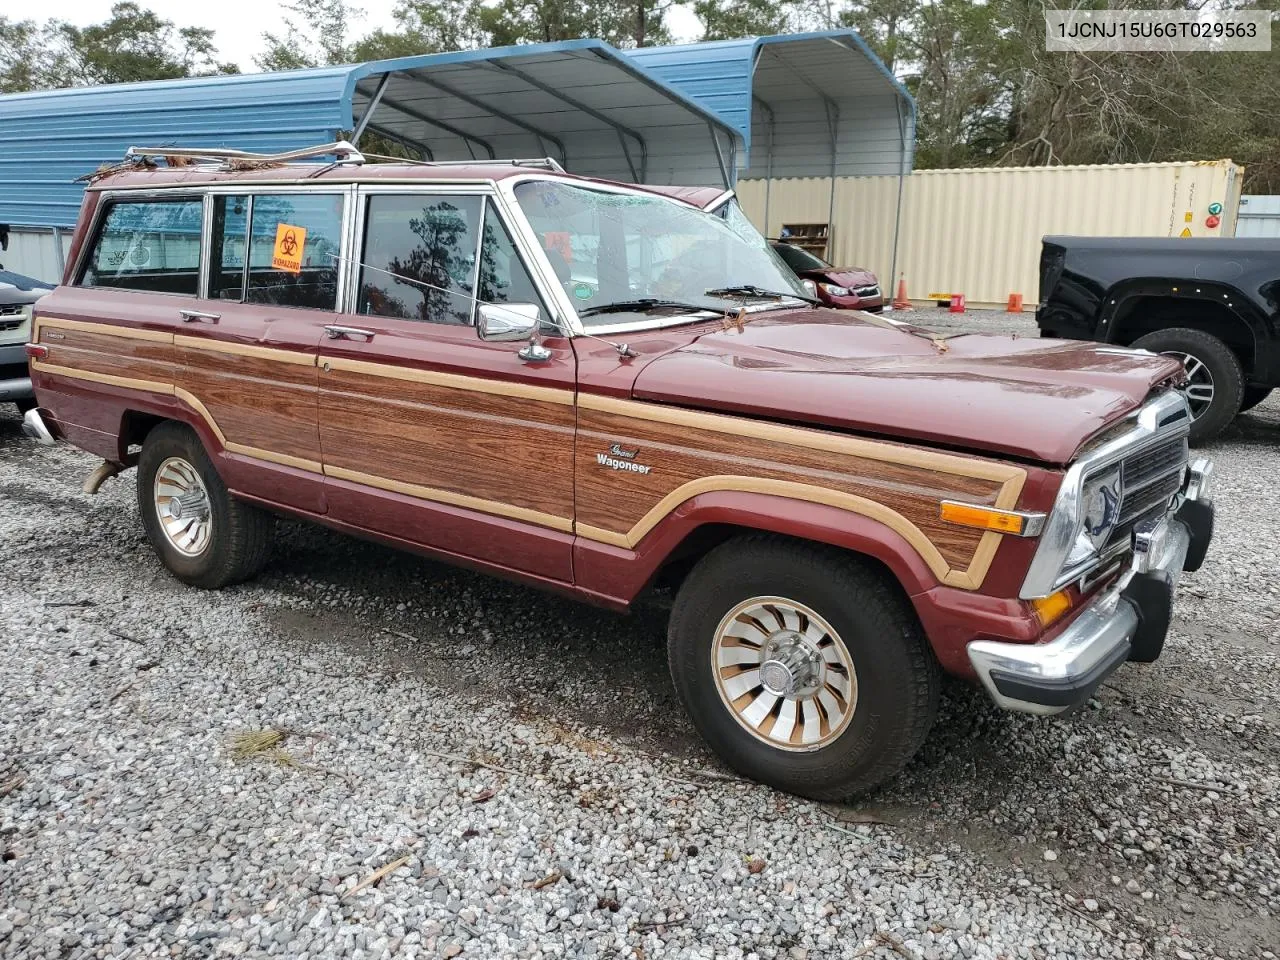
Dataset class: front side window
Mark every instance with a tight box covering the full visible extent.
[357,194,483,324]
[209,193,343,310]
[512,181,808,328]
[79,198,203,295]
[476,203,544,314]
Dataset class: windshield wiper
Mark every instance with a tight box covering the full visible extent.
[578,298,719,318]
[705,284,819,305]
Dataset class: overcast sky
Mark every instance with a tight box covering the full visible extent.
[35,0,701,72]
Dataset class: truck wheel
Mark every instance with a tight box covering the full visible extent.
[1240,386,1272,413]
[137,422,272,589]
[667,536,939,800]
[1132,328,1243,444]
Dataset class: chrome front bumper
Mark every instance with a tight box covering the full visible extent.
[967,459,1213,716]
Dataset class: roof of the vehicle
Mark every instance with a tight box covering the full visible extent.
[86,162,731,209]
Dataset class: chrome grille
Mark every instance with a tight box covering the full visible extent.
[1107,434,1189,548]
[856,285,880,298]
[0,318,24,333]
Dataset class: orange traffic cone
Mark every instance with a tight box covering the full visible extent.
[1006,293,1023,313]
[948,293,966,314]
[892,275,911,310]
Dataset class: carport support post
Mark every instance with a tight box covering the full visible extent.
[888,97,908,310]
[351,72,393,147]
[753,96,776,236]
[824,99,839,262]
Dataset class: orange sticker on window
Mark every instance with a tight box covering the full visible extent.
[271,223,306,274]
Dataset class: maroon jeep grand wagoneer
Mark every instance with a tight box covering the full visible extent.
[22,143,1215,799]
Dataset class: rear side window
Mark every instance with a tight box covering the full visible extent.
[210,193,343,310]
[79,198,203,295]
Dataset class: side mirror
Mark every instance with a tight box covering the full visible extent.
[476,302,539,342]
[476,302,552,363]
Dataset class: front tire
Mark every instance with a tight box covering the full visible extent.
[1131,328,1244,445]
[667,536,939,800]
[137,422,273,588]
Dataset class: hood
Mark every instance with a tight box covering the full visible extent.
[631,310,1184,464]
[821,269,879,289]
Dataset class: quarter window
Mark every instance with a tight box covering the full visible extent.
[357,194,483,324]
[209,193,343,311]
[79,198,203,295]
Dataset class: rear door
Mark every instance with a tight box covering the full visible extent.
[174,188,352,514]
[316,185,577,581]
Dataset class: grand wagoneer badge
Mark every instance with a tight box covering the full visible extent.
[597,444,652,475]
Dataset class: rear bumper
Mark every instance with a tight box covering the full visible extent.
[966,462,1214,715]
[0,342,32,401]
[0,376,32,402]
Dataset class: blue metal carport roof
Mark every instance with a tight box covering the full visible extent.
[630,32,915,180]
[0,39,743,229]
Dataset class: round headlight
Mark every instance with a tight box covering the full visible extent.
[1066,466,1122,566]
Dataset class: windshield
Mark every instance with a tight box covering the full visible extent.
[512,181,809,327]
[773,242,829,272]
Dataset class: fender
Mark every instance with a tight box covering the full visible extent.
[1099,277,1271,350]
[573,488,944,607]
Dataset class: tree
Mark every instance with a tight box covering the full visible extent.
[694,0,802,40]
[50,2,237,85]
[1,5,237,93]
[0,17,43,93]
[477,0,673,48]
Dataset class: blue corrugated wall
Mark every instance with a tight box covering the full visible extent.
[0,69,352,228]
[628,40,757,149]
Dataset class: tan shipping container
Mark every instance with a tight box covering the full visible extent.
[736,160,1242,310]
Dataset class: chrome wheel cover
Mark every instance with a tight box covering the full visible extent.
[1166,351,1215,420]
[712,596,858,752]
[153,457,213,557]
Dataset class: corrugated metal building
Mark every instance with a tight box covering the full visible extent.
[1236,195,1280,238]
[737,160,1244,309]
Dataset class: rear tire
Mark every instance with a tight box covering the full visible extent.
[137,422,272,588]
[13,398,35,414]
[667,535,939,800]
[1131,328,1243,445]
[1240,386,1272,413]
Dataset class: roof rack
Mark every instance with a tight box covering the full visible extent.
[124,142,566,174]
[125,140,366,167]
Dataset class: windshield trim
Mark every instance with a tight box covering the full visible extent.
[497,174,806,337]
[579,297,809,335]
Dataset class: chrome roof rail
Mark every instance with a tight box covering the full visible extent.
[125,140,366,167]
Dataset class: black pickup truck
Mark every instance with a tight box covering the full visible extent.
[1036,236,1280,443]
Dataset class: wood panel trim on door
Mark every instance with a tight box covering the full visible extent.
[322,464,574,532]
[320,354,574,405]
[175,334,319,366]
[36,315,175,343]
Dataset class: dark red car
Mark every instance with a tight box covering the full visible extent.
[771,241,883,311]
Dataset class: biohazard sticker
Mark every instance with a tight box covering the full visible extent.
[271,223,306,274]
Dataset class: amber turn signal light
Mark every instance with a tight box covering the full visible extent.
[938,501,1045,537]
[1031,590,1072,626]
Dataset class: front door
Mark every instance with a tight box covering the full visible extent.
[317,188,577,581]
[174,189,350,514]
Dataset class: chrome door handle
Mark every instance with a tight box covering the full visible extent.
[324,325,376,341]
[179,309,220,323]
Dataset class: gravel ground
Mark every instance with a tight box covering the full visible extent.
[2,312,1278,959]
